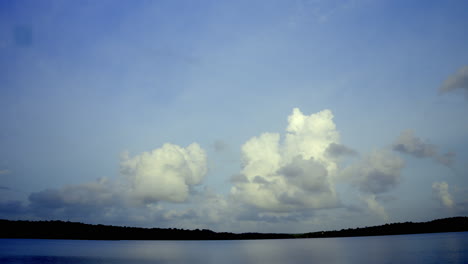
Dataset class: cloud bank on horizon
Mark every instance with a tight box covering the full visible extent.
[1,0,468,233]
[1,107,465,232]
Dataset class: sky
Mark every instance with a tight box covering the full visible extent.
[0,0,467,233]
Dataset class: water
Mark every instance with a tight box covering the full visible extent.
[0,232,467,264]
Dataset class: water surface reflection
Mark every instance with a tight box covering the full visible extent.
[1,232,467,264]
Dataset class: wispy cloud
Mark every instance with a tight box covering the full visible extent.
[439,65,468,99]
[0,185,11,191]
[432,181,454,208]
[326,143,357,157]
[393,130,436,158]
[392,130,455,167]
[289,0,358,26]
[0,169,11,175]
[342,150,405,219]
[213,140,229,153]
[435,152,456,167]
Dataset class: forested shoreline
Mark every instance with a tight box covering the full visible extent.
[0,217,466,240]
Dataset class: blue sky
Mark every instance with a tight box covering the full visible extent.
[1,0,467,233]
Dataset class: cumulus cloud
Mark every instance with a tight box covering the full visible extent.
[278,156,330,193]
[342,150,404,218]
[2,109,427,228]
[393,130,436,158]
[231,108,340,212]
[432,181,454,208]
[120,143,207,204]
[325,143,357,157]
[346,150,405,195]
[23,143,208,223]
[439,65,468,98]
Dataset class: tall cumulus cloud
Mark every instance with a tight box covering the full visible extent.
[230,108,340,212]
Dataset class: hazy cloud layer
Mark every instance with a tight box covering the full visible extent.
[28,178,121,219]
[0,200,26,215]
[435,152,456,167]
[0,186,11,191]
[231,108,340,212]
[432,181,454,208]
[439,65,468,99]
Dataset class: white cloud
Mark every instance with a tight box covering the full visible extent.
[439,65,468,99]
[432,181,454,208]
[231,108,340,212]
[120,143,208,204]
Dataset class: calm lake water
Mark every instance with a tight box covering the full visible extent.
[1,232,467,264]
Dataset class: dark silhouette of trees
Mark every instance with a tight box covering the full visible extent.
[300,217,468,238]
[0,220,293,240]
[0,217,466,240]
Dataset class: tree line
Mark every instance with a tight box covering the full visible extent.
[0,217,466,240]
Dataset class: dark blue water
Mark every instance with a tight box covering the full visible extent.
[1,232,467,263]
